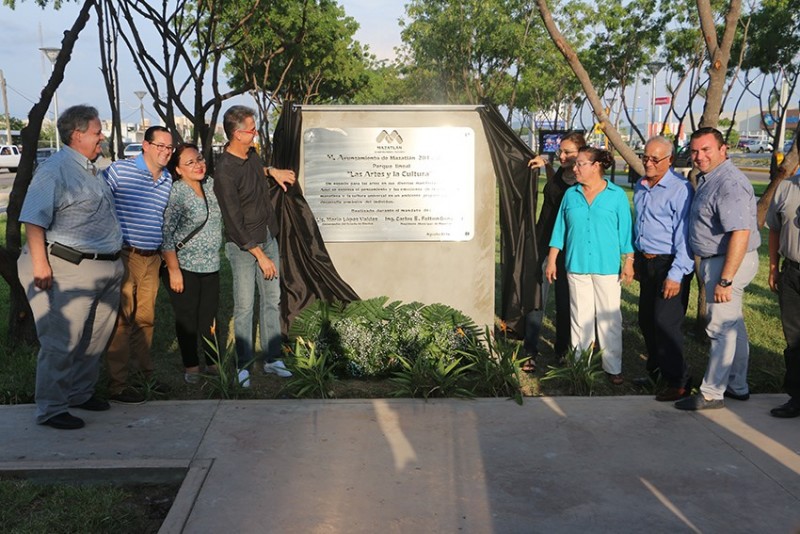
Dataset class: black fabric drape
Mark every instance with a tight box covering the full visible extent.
[478,103,539,338]
[269,103,359,335]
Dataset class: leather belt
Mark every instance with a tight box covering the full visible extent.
[785,259,800,270]
[640,252,673,260]
[123,245,160,257]
[46,242,120,261]
[84,251,121,261]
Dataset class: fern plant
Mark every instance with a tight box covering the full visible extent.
[390,354,475,400]
[540,346,604,396]
[459,326,524,405]
[283,338,337,399]
[202,321,252,399]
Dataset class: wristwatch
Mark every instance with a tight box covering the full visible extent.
[718,278,733,288]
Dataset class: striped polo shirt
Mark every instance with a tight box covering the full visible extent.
[104,154,172,250]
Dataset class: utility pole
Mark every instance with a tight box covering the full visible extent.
[777,72,789,154]
[646,62,665,138]
[40,47,61,149]
[134,91,147,133]
[0,69,11,145]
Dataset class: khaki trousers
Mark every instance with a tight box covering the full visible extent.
[105,249,162,393]
[18,246,123,423]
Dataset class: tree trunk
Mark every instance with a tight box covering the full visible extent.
[1,0,96,347]
[534,0,644,176]
[694,0,742,332]
[696,0,741,127]
[96,1,124,160]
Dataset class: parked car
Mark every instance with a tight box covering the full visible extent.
[0,144,21,172]
[123,143,143,158]
[35,147,58,166]
[739,139,772,153]
[673,145,693,178]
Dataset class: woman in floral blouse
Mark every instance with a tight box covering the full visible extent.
[162,144,223,383]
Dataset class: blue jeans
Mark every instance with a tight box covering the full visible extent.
[225,237,282,370]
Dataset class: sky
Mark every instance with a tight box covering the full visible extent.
[0,1,786,135]
[0,0,407,122]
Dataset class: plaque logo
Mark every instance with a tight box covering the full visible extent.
[376,130,404,145]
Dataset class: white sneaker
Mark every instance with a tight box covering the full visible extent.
[237,369,251,388]
[264,360,292,378]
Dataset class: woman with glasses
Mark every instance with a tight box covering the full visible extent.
[546,146,634,385]
[523,131,586,372]
[161,144,223,384]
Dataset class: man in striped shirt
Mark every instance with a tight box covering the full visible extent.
[104,126,174,404]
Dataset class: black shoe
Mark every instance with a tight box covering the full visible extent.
[723,390,750,401]
[632,376,654,387]
[674,394,724,411]
[73,396,110,411]
[109,387,146,405]
[770,400,800,418]
[42,412,85,429]
[655,386,690,402]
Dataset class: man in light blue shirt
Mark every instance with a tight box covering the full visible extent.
[18,105,124,429]
[633,136,694,402]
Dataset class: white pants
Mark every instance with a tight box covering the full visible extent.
[567,273,623,374]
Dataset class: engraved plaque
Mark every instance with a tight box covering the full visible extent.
[303,127,475,242]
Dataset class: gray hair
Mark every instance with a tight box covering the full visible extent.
[645,135,675,155]
[58,105,100,147]
[223,105,256,140]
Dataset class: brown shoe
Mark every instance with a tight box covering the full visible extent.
[607,373,624,386]
[655,386,689,402]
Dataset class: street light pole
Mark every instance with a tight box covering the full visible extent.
[777,72,789,154]
[40,47,61,149]
[646,61,665,138]
[133,90,147,134]
[0,69,11,145]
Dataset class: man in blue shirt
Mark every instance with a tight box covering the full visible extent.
[633,136,694,401]
[18,105,124,429]
[104,126,173,404]
[675,127,760,411]
[766,170,800,418]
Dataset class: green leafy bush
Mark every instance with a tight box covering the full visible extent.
[289,297,523,401]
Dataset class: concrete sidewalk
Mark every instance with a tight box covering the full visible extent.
[1,395,799,533]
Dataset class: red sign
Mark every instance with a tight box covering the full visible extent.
[654,96,671,106]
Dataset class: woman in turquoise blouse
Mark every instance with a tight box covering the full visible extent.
[545,147,634,384]
[161,144,223,383]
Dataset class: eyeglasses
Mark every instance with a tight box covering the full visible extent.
[237,128,258,135]
[573,160,595,168]
[555,149,579,157]
[181,155,205,168]
[149,142,175,153]
[640,154,670,164]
